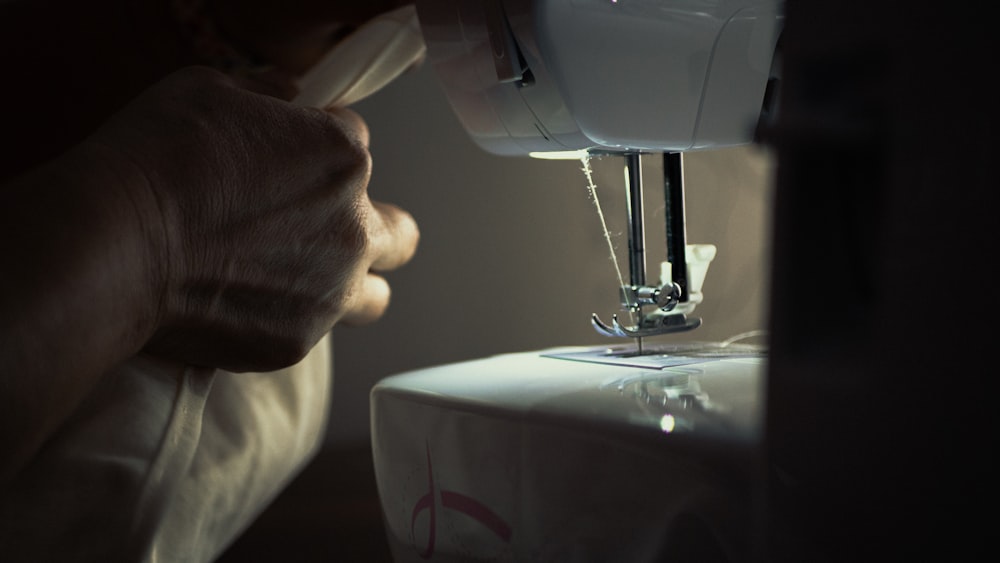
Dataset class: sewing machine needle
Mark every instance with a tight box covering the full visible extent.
[636,336,644,354]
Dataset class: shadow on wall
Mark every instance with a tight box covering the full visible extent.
[325,63,776,446]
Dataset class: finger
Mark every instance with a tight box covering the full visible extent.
[325,106,371,148]
[368,200,419,272]
[339,274,391,326]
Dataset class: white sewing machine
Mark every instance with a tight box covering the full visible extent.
[371,1,783,561]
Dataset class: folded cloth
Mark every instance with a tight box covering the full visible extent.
[0,334,331,562]
[294,4,426,109]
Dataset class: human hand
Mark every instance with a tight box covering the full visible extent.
[89,66,418,372]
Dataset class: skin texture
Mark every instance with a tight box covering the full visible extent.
[0,1,420,483]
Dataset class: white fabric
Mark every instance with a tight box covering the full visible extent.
[0,335,331,562]
[294,4,426,109]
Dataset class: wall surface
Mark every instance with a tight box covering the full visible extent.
[325,63,775,445]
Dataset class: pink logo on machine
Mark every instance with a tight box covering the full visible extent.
[410,443,512,558]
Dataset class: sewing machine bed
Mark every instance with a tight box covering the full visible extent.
[370,343,765,562]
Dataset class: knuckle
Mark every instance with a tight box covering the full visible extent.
[342,277,392,326]
[372,288,391,319]
[397,208,421,252]
[366,276,392,317]
[335,208,373,262]
[337,130,373,181]
[312,111,372,183]
[347,147,373,188]
[307,118,372,197]
[369,203,420,270]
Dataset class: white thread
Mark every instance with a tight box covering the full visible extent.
[720,329,769,347]
[581,156,635,323]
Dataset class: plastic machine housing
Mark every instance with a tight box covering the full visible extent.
[372,345,767,561]
[415,0,783,155]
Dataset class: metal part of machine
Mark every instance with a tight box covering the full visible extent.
[415,0,783,341]
[589,152,709,343]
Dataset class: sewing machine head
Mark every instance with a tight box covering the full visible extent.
[415,0,783,346]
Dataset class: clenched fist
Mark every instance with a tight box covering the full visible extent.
[90,66,418,371]
[0,0,422,487]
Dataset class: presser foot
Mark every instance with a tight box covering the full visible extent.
[591,311,702,339]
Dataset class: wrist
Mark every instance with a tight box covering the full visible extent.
[0,141,170,480]
[51,141,172,353]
